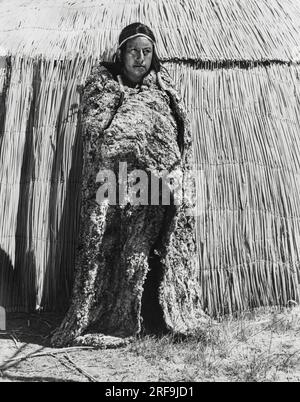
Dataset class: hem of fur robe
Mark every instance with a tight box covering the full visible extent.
[51,63,209,348]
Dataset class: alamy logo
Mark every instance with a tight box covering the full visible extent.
[95,162,203,217]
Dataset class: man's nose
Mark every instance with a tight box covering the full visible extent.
[137,50,144,61]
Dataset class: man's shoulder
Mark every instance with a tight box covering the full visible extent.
[87,62,115,83]
[80,61,121,101]
[159,65,176,88]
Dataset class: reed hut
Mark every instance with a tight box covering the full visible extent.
[0,0,300,315]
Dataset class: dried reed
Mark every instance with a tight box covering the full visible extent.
[0,0,299,61]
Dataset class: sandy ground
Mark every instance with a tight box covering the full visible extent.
[0,313,190,382]
[1,309,300,382]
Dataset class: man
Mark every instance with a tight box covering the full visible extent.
[51,23,208,348]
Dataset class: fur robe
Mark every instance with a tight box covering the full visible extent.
[51,63,208,348]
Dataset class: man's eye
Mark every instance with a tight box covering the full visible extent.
[128,48,151,56]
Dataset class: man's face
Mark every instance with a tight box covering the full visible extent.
[123,36,153,84]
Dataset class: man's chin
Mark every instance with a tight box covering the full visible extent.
[133,71,146,80]
[125,68,149,83]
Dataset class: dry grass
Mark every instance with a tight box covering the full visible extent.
[127,306,300,382]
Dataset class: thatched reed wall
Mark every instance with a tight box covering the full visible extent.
[0,0,300,314]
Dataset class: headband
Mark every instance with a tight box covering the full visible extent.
[118,33,155,49]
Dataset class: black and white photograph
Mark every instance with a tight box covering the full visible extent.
[0,0,300,385]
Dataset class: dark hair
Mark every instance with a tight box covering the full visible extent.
[113,22,161,73]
